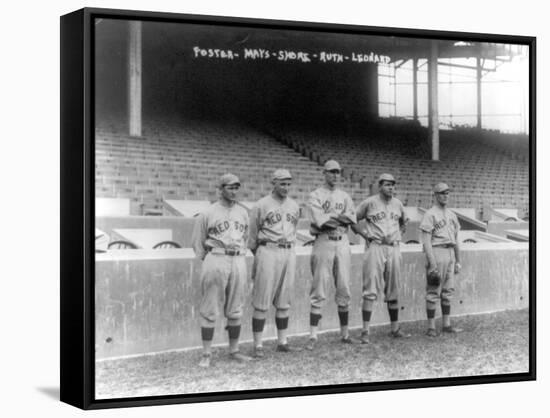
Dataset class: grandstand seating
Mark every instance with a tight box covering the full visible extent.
[95,118,529,217]
[268,119,529,216]
[95,120,324,213]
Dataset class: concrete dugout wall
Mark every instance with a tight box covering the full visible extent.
[96,216,195,247]
[96,216,313,248]
[487,221,530,237]
[95,243,528,359]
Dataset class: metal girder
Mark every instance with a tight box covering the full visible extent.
[389,42,520,62]
[128,21,142,138]
[428,40,439,161]
[438,61,496,72]
[394,59,407,69]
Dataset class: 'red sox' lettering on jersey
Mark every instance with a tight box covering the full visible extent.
[248,195,300,250]
[192,201,249,260]
[356,194,407,243]
[419,206,460,246]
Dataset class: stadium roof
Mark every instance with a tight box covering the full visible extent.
[140,21,527,63]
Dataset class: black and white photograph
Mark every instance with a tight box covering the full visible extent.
[89,9,533,403]
[4,0,550,416]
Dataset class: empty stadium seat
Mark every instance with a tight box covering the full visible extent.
[108,240,138,249]
[153,240,182,249]
[95,118,528,216]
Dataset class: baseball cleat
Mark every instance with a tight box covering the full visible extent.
[276,343,303,353]
[229,351,253,362]
[390,328,411,338]
[198,353,211,368]
[360,331,370,344]
[340,336,359,344]
[253,346,265,358]
[425,328,439,338]
[305,338,317,351]
[442,326,463,334]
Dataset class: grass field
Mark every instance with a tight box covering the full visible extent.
[96,309,529,399]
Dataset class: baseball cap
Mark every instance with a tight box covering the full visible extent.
[323,160,341,171]
[272,169,292,181]
[378,173,396,184]
[433,182,451,193]
[218,173,241,188]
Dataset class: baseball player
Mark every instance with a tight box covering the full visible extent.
[192,173,252,368]
[419,183,463,337]
[352,173,410,343]
[248,169,301,357]
[305,160,358,350]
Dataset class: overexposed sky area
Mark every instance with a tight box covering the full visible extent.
[378,44,529,133]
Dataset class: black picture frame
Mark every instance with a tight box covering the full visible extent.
[60,7,536,410]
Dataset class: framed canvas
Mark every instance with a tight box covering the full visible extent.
[60,7,536,410]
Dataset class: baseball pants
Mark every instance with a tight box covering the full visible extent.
[426,246,455,306]
[252,245,296,312]
[310,235,351,314]
[362,242,401,302]
[198,252,247,327]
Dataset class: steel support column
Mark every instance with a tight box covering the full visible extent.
[128,21,142,137]
[413,58,418,122]
[428,41,439,161]
[476,56,482,130]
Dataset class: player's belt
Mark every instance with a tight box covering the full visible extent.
[209,248,246,256]
[368,239,397,246]
[328,236,343,241]
[433,243,455,248]
[259,241,294,249]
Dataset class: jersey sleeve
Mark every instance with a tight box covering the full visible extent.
[453,212,461,237]
[247,204,261,251]
[242,209,250,248]
[399,200,408,225]
[355,199,368,221]
[419,212,434,233]
[191,212,209,260]
[307,191,332,228]
[341,193,357,224]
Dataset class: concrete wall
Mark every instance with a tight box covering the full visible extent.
[487,221,530,238]
[96,216,194,248]
[95,243,529,359]
[97,216,313,248]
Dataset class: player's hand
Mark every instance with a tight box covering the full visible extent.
[324,218,340,229]
[428,262,437,273]
[336,214,352,225]
[399,219,408,234]
[454,262,461,274]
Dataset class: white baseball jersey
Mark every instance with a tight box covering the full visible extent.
[307,186,356,236]
[192,201,249,260]
[419,206,460,246]
[356,195,407,243]
[248,194,300,250]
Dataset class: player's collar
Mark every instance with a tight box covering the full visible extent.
[219,198,236,208]
[378,194,392,203]
[271,192,286,203]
